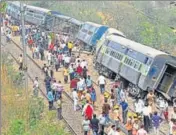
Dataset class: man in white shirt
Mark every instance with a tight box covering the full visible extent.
[134,98,144,114]
[72,89,78,111]
[51,80,58,100]
[80,59,88,69]
[77,77,85,99]
[137,125,148,135]
[61,42,66,49]
[47,51,52,66]
[75,56,82,68]
[98,74,106,94]
[64,55,71,67]
[142,104,151,133]
[33,77,39,96]
[108,125,116,135]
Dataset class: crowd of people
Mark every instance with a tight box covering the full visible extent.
[3,14,176,135]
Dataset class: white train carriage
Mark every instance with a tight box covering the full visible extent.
[24,5,51,26]
[7,2,51,26]
[95,35,176,101]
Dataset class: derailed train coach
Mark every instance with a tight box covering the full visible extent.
[76,21,125,52]
[95,34,176,101]
[6,2,61,27]
[44,13,83,40]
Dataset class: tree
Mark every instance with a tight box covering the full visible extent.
[0,2,7,13]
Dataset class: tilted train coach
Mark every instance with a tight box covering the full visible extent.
[76,21,125,52]
[7,1,176,102]
[6,1,53,26]
[95,34,176,101]
[6,1,82,40]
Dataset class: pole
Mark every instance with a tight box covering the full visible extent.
[20,2,28,96]
[0,7,2,135]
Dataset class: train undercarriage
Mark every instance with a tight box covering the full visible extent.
[93,61,176,105]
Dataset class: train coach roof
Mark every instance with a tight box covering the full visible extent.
[26,5,51,13]
[107,28,125,37]
[8,1,21,7]
[54,14,71,20]
[108,35,168,58]
[85,22,102,28]
[69,18,83,26]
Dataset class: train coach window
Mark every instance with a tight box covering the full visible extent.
[82,29,87,33]
[26,12,33,16]
[146,58,152,65]
[105,48,110,54]
[34,14,43,19]
[134,61,141,70]
[88,31,93,35]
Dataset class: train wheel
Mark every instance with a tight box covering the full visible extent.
[172,98,176,106]
[128,85,140,98]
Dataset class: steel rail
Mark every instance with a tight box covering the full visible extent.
[1,41,78,135]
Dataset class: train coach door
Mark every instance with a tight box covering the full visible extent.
[157,64,176,94]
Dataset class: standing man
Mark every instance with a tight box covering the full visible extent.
[142,103,151,133]
[33,77,39,97]
[120,99,128,124]
[98,74,106,94]
[47,90,54,110]
[90,114,99,135]
[18,54,23,70]
[72,88,78,111]
[102,99,111,124]
[68,41,73,56]
[54,96,62,120]
[137,125,148,135]
[151,111,163,135]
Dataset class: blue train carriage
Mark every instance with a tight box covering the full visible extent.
[95,28,126,54]
[76,22,108,52]
[24,5,51,26]
[95,35,176,101]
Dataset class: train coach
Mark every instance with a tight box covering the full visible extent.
[6,2,61,27]
[44,14,83,39]
[76,21,125,52]
[94,34,176,101]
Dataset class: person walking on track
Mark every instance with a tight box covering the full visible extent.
[47,89,54,110]
[18,54,23,70]
[54,96,62,120]
[72,88,78,111]
[68,41,73,56]
[90,114,99,135]
[82,116,91,135]
[33,77,39,97]
[98,74,106,94]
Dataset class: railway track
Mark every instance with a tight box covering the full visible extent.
[1,30,168,134]
[73,52,168,135]
[2,37,83,135]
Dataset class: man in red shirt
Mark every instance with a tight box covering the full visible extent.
[49,42,54,51]
[28,38,33,50]
[70,78,79,92]
[76,64,83,77]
